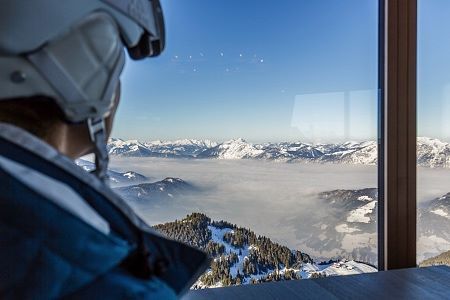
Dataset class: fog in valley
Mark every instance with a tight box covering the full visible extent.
[109,157,450,263]
[418,167,450,206]
[110,158,377,259]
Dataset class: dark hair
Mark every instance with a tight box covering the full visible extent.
[0,96,66,139]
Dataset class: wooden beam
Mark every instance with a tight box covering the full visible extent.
[185,266,450,299]
[381,0,417,270]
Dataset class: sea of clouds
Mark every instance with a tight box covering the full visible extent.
[110,158,376,245]
[109,157,450,262]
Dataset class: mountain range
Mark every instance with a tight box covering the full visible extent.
[108,137,450,168]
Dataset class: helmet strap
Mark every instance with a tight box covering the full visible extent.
[87,118,109,181]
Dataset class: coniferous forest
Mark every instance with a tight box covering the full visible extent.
[154,213,314,287]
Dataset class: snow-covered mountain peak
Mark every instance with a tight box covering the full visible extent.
[213,138,264,159]
[223,137,248,144]
[418,136,447,146]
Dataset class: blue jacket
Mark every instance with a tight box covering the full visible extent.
[0,124,209,299]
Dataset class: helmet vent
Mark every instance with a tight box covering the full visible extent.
[10,71,26,84]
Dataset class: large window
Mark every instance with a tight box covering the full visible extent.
[417,0,450,267]
[80,0,381,288]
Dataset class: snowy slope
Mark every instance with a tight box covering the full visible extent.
[198,224,376,287]
[154,213,376,290]
[318,260,377,277]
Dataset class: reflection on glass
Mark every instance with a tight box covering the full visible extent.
[292,90,377,143]
[417,0,450,267]
[84,0,380,287]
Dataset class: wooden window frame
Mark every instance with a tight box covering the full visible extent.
[379,0,418,270]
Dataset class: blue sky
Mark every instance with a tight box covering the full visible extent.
[112,0,450,143]
[418,0,450,141]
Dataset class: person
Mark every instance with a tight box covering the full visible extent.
[0,1,209,299]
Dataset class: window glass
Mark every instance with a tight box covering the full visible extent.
[417,0,450,267]
[90,0,380,287]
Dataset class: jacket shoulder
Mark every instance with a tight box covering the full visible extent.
[0,156,131,299]
[63,268,178,300]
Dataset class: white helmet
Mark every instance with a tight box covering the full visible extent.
[0,0,165,180]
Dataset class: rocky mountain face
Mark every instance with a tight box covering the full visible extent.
[154,213,377,289]
[107,136,450,168]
